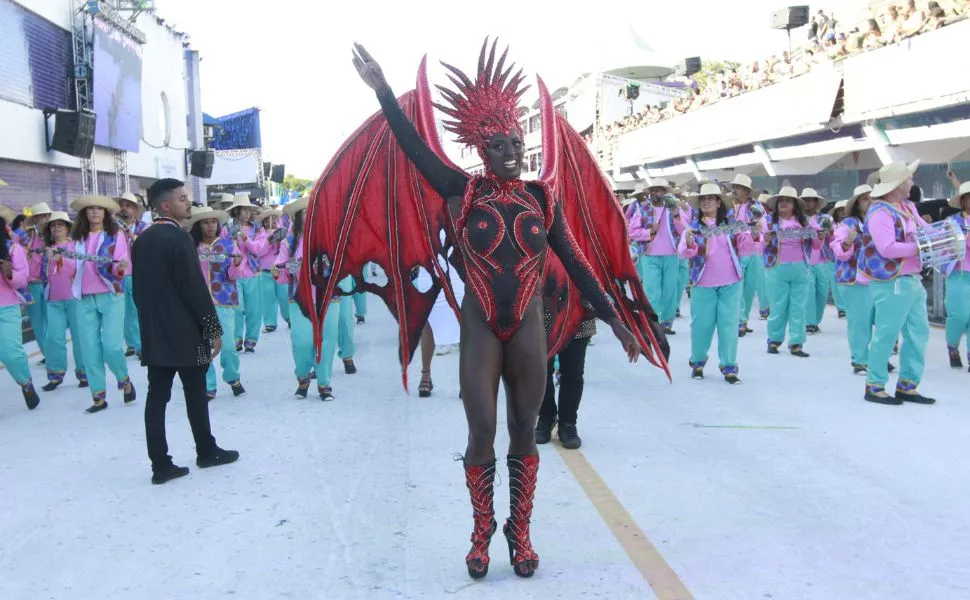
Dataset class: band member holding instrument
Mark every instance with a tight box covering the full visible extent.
[944,182,970,371]
[730,175,767,337]
[0,205,40,409]
[22,203,53,361]
[858,161,935,405]
[253,209,289,333]
[116,193,149,357]
[41,211,88,390]
[832,186,877,374]
[801,188,834,334]
[226,193,266,353]
[827,199,848,318]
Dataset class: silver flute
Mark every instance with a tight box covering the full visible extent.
[274,258,302,275]
[50,248,116,264]
[198,251,242,263]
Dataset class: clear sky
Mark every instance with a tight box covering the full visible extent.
[156,0,869,179]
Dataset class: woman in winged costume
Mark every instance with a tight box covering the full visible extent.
[302,40,670,580]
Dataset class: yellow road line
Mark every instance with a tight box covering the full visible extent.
[555,441,695,600]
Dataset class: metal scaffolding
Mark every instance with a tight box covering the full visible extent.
[70,0,97,195]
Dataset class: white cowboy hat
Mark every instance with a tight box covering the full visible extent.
[226,192,261,214]
[25,202,53,218]
[799,187,824,202]
[871,160,919,198]
[183,206,229,230]
[0,205,15,224]
[730,174,753,190]
[254,208,282,223]
[646,179,671,192]
[766,186,806,210]
[631,182,649,197]
[209,192,234,207]
[39,211,73,233]
[620,194,637,207]
[757,193,772,205]
[282,196,309,217]
[825,199,848,214]
[71,195,120,215]
[689,182,734,209]
[844,184,873,218]
[950,181,970,211]
[116,192,141,206]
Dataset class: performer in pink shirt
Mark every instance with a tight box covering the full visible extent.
[226,193,267,353]
[943,181,970,371]
[730,175,768,337]
[40,211,87,390]
[115,192,149,358]
[800,188,835,334]
[0,205,40,409]
[253,208,289,333]
[68,196,136,413]
[22,202,53,360]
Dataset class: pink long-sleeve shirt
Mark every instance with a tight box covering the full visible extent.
[26,231,45,283]
[776,218,809,264]
[274,238,295,286]
[256,229,281,271]
[677,225,743,288]
[807,214,832,265]
[856,203,920,283]
[628,205,687,256]
[0,243,29,306]
[733,202,766,256]
[78,231,129,296]
[47,241,79,301]
[235,224,266,279]
[949,213,970,273]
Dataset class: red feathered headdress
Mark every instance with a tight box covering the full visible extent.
[433,38,529,166]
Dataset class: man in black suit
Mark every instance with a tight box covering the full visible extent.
[133,179,239,485]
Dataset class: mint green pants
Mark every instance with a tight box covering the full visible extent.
[838,284,874,367]
[289,299,340,386]
[806,262,834,327]
[207,305,241,392]
[758,259,770,314]
[832,273,845,312]
[234,277,262,346]
[76,292,129,398]
[689,282,742,372]
[945,271,970,359]
[867,276,929,391]
[676,259,689,314]
[259,271,290,329]
[123,275,141,353]
[739,254,763,325]
[26,282,46,357]
[353,293,367,318]
[45,298,86,382]
[0,304,31,385]
[638,254,680,327]
[766,262,810,347]
[338,288,356,359]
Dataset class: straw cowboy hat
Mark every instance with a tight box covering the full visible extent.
[844,184,873,218]
[871,160,919,198]
[825,199,848,214]
[254,208,282,223]
[282,196,309,217]
[39,211,73,233]
[950,181,970,211]
[766,186,805,210]
[24,202,53,219]
[631,182,649,198]
[799,187,824,203]
[115,192,142,207]
[209,192,234,208]
[757,193,771,205]
[0,205,15,224]
[620,193,637,208]
[226,192,261,214]
[729,174,753,190]
[646,179,671,192]
[71,195,120,214]
[183,206,229,230]
[689,182,735,210]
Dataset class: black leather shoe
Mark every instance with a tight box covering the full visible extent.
[535,419,553,444]
[864,392,903,405]
[197,447,240,469]
[895,391,936,405]
[557,423,582,450]
[152,464,190,485]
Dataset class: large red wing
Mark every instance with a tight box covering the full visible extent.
[300,76,462,391]
[536,78,671,380]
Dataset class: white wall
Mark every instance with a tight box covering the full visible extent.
[0,0,190,182]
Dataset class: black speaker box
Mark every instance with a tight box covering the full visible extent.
[189,150,214,178]
[270,164,285,183]
[771,6,809,30]
[263,162,272,178]
[50,109,96,158]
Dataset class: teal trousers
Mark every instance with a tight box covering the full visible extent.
[866,276,929,392]
[945,271,970,360]
[676,259,689,314]
[839,284,874,367]
[0,304,32,386]
[259,271,289,329]
[234,277,262,347]
[338,289,356,359]
[806,262,834,327]
[207,305,242,392]
[353,293,367,318]
[766,262,810,348]
[123,275,141,353]
[26,281,46,357]
[76,293,129,398]
[45,298,86,382]
[689,282,742,372]
[832,273,846,312]
[289,299,340,386]
[638,254,680,327]
[739,254,762,325]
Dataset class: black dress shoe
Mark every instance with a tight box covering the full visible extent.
[355,316,365,325]
[197,447,240,469]
[790,346,810,358]
[123,382,137,404]
[343,359,357,374]
[557,423,582,450]
[22,384,39,410]
[152,464,190,485]
[535,419,553,444]
[864,392,903,405]
[895,391,936,405]
[949,351,963,369]
[691,367,704,379]
[231,381,246,397]
[85,400,108,413]
[41,380,61,392]
[724,373,741,385]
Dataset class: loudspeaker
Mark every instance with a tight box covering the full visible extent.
[49,109,96,158]
[672,56,702,78]
[189,150,214,178]
[771,6,809,30]
[270,164,285,183]
[263,162,272,178]
[625,83,640,101]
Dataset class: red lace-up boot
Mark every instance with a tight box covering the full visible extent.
[503,454,539,577]
[464,459,497,579]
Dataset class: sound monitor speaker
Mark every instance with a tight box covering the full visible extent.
[771,6,809,30]
[270,164,285,183]
[672,56,702,78]
[50,109,96,159]
[263,162,272,178]
[189,150,214,178]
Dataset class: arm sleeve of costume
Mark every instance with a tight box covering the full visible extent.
[546,201,618,323]
[628,210,651,241]
[672,208,689,234]
[376,87,468,199]
[227,241,244,281]
[869,210,918,259]
[677,230,698,258]
[173,235,223,340]
[831,224,855,260]
[7,245,29,289]
[272,241,290,282]
[112,233,130,276]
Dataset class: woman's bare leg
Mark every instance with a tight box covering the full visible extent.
[503,299,547,455]
[420,324,435,383]
[459,296,503,465]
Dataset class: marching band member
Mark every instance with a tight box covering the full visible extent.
[41,211,87,390]
[337,270,359,376]
[827,199,848,318]
[628,179,687,335]
[763,186,816,358]
[831,186,877,374]
[116,193,149,357]
[226,193,266,353]
[69,196,136,413]
[944,182,970,371]
[185,206,247,400]
[801,188,834,334]
[678,183,751,383]
[756,193,773,321]
[858,161,934,405]
[22,202,53,360]
[253,208,290,333]
[274,197,347,401]
[675,190,692,320]
[730,175,768,336]
[0,205,40,409]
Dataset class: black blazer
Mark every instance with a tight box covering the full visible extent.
[132,219,223,367]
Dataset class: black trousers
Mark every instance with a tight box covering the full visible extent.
[539,336,591,426]
[145,365,217,469]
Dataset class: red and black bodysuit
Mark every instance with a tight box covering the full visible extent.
[376,88,619,338]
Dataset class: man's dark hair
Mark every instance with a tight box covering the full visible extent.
[148,178,185,209]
